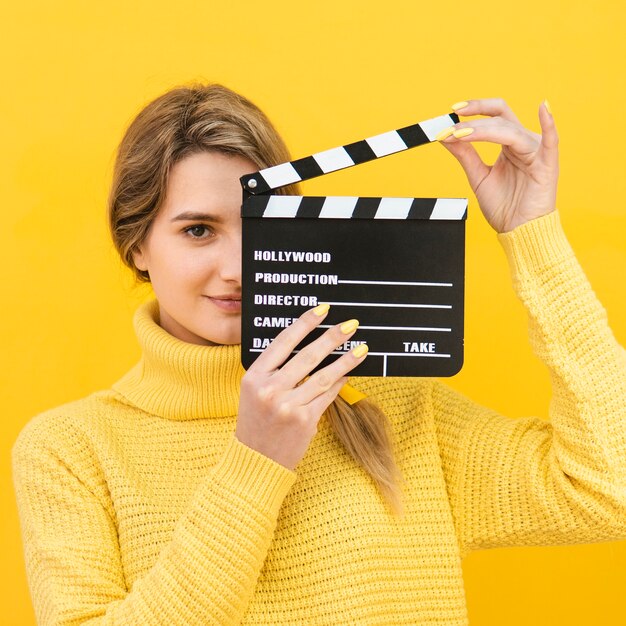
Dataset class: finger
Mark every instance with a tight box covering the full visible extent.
[537,100,559,169]
[440,139,490,192]
[439,119,538,191]
[276,319,360,388]
[441,121,539,157]
[452,116,540,142]
[293,343,368,405]
[306,377,349,420]
[249,304,330,372]
[437,116,540,145]
[451,97,521,124]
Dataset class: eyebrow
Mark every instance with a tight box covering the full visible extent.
[170,211,223,223]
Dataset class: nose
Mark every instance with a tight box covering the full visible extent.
[219,231,242,285]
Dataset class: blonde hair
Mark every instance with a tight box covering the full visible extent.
[108,82,404,514]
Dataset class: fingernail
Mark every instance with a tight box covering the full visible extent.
[352,344,369,358]
[543,99,553,116]
[451,101,469,111]
[435,126,456,141]
[313,303,330,316]
[452,128,474,138]
[340,319,359,334]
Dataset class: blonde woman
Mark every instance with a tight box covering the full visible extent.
[13,84,626,625]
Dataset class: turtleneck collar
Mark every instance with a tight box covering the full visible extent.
[112,300,244,420]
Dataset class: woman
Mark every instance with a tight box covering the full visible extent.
[13,84,626,625]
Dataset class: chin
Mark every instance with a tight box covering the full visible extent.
[197,325,241,346]
[218,338,241,346]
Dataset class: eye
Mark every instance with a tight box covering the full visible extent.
[184,224,214,240]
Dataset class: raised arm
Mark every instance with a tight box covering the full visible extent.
[433,98,626,555]
[433,211,626,554]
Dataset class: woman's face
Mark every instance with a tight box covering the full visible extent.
[133,151,258,345]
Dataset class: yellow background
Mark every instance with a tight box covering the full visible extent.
[2,0,625,624]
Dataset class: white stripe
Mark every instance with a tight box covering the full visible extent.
[325,301,451,309]
[318,324,452,332]
[366,130,407,157]
[260,162,301,189]
[430,198,468,220]
[263,196,302,218]
[249,349,451,358]
[374,197,413,219]
[313,147,354,173]
[350,351,451,358]
[319,196,358,218]
[338,279,452,287]
[419,113,457,142]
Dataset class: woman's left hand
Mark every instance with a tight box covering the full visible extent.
[438,98,559,233]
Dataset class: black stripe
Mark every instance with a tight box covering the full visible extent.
[450,112,460,124]
[344,140,377,165]
[296,196,325,218]
[291,156,324,181]
[397,123,430,148]
[408,198,438,219]
[352,197,382,219]
[241,196,270,217]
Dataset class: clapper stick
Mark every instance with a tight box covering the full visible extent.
[241,113,460,195]
[240,112,467,377]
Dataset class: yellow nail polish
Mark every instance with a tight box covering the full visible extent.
[435,126,456,141]
[352,344,369,358]
[340,319,359,334]
[451,101,469,111]
[544,99,553,115]
[452,128,474,139]
[313,303,330,316]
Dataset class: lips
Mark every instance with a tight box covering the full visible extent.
[204,295,242,313]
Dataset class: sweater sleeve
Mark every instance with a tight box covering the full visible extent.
[432,211,626,557]
[12,421,296,626]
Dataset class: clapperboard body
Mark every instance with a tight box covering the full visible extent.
[240,112,467,377]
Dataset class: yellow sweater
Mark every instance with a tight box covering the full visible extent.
[13,212,626,625]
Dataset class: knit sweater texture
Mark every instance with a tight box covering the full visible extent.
[12,211,626,625]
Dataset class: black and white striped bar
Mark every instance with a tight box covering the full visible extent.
[242,195,468,220]
[241,112,459,194]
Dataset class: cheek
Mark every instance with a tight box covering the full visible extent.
[148,244,215,288]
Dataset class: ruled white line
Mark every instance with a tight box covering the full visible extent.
[338,279,453,287]
[325,301,452,309]
[383,354,387,376]
[330,351,451,358]
[318,324,451,332]
[249,349,451,358]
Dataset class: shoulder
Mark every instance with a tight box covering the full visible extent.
[11,392,129,521]
[12,389,133,463]
[348,375,433,403]
[347,376,434,425]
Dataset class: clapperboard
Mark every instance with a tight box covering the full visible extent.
[240,112,467,377]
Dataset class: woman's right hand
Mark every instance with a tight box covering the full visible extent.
[235,304,368,470]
